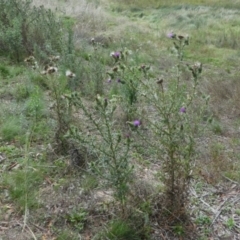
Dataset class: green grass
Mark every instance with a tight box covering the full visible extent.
[2,165,45,211]
[96,219,141,240]
[0,116,25,141]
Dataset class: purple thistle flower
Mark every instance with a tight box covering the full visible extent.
[107,78,112,83]
[133,120,141,127]
[180,107,186,113]
[111,51,121,59]
[167,32,176,39]
[114,51,121,58]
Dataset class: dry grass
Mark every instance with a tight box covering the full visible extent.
[110,0,240,9]
[32,0,111,43]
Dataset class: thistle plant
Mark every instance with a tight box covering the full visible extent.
[75,43,107,97]
[167,32,189,61]
[45,73,72,154]
[137,35,208,219]
[107,49,140,120]
[66,92,133,211]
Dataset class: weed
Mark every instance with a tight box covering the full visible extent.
[67,94,133,209]
[107,48,141,120]
[81,174,99,193]
[225,217,235,230]
[45,74,72,154]
[97,219,140,240]
[66,208,87,231]
[1,117,24,141]
[136,34,208,219]
[173,224,185,236]
[56,230,79,240]
[195,214,211,225]
[2,166,43,211]
[0,64,11,78]
[23,86,46,120]
[15,83,31,101]
[235,209,240,216]
[211,119,224,135]
[0,145,19,156]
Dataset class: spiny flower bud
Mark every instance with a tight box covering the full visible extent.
[112,66,118,72]
[177,35,185,40]
[193,62,202,73]
[47,67,58,74]
[156,78,163,84]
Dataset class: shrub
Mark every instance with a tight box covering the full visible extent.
[0,0,64,62]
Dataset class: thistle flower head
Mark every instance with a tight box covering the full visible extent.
[167,32,176,39]
[24,56,35,63]
[32,61,39,70]
[112,66,118,72]
[110,51,121,59]
[177,35,185,40]
[180,107,186,113]
[66,70,76,78]
[133,120,141,127]
[194,62,202,71]
[43,66,58,75]
[156,78,163,84]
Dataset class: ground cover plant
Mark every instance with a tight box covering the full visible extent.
[1,0,240,239]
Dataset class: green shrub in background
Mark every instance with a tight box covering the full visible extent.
[0,0,64,62]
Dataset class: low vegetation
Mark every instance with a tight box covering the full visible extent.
[0,0,240,239]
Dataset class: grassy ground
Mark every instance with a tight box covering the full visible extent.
[1,0,240,239]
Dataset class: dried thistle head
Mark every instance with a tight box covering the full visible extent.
[66,70,76,78]
[49,55,60,62]
[42,66,58,75]
[156,78,163,85]
[24,55,35,63]
[47,66,58,74]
